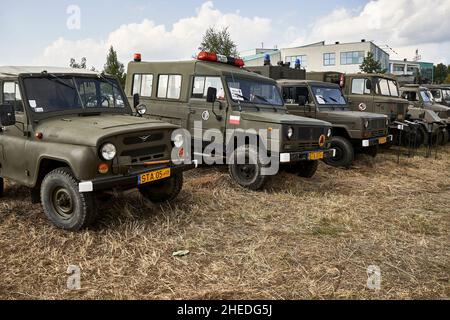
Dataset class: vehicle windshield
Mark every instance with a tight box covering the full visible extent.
[23,75,126,113]
[226,77,284,107]
[311,86,346,106]
[376,78,400,97]
[420,90,434,104]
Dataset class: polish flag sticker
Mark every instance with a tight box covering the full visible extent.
[229,115,241,125]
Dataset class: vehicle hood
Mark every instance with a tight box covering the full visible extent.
[35,114,178,147]
[320,110,386,120]
[427,103,450,112]
[240,111,331,127]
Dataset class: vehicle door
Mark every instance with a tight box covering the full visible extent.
[187,76,227,148]
[0,81,28,182]
[346,77,375,113]
[281,85,317,118]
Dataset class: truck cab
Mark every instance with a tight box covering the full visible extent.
[0,67,194,231]
[425,85,450,107]
[126,53,336,190]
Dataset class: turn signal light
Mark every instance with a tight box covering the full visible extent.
[319,135,326,147]
[98,163,109,174]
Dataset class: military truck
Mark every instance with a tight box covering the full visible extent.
[0,67,194,231]
[126,52,336,190]
[308,72,442,148]
[425,85,450,107]
[400,85,450,144]
[278,79,391,167]
[248,66,390,167]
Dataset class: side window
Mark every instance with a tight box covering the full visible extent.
[157,75,182,99]
[282,86,310,104]
[191,76,225,100]
[3,82,23,112]
[377,79,391,96]
[351,79,370,95]
[132,74,153,97]
[388,80,399,97]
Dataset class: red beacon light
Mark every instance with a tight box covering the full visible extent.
[197,51,245,68]
[134,53,142,62]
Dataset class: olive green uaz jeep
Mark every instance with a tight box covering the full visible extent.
[126,53,335,190]
[0,67,194,231]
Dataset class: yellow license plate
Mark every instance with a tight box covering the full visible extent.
[379,137,387,144]
[309,151,324,161]
[138,168,171,185]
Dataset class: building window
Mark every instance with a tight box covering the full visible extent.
[157,75,182,99]
[323,53,336,66]
[286,55,307,68]
[132,74,154,97]
[393,65,404,72]
[340,51,365,65]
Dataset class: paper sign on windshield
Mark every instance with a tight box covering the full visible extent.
[230,88,244,101]
[316,95,326,104]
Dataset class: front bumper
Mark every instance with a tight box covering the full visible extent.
[280,148,336,163]
[79,162,196,193]
[362,135,393,147]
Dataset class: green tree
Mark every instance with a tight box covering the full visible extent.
[434,63,448,84]
[199,27,238,57]
[103,46,126,88]
[444,74,450,84]
[70,57,87,69]
[359,52,385,74]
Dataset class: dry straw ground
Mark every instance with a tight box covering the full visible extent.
[0,147,449,300]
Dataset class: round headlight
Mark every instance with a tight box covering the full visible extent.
[287,127,294,139]
[101,143,117,161]
[136,104,147,116]
[327,128,332,138]
[174,134,184,148]
[364,120,369,129]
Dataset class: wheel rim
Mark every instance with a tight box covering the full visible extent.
[52,187,74,219]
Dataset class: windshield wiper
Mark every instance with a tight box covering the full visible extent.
[42,72,76,90]
[252,94,269,103]
[98,73,121,90]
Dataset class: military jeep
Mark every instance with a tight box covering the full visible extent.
[126,53,335,191]
[277,79,391,167]
[425,85,450,107]
[0,67,194,231]
[400,85,450,144]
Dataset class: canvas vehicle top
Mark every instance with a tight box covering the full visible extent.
[126,52,336,190]
[0,66,194,231]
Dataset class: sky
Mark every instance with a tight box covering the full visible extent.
[1,0,449,70]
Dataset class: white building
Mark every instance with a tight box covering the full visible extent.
[243,40,390,74]
[389,59,420,76]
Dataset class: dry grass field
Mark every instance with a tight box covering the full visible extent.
[0,146,449,300]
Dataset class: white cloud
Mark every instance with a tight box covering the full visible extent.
[36,1,273,69]
[36,0,450,68]
[299,0,450,64]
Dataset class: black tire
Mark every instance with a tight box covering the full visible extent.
[41,167,97,231]
[402,125,427,148]
[0,177,3,198]
[139,173,183,203]
[433,129,447,146]
[297,161,319,178]
[323,136,354,168]
[228,145,269,191]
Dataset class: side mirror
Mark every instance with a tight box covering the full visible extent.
[133,93,140,108]
[297,96,307,106]
[206,87,217,104]
[0,104,16,127]
[366,79,372,91]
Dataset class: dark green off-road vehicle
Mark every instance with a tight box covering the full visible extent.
[126,53,335,190]
[400,85,450,144]
[277,79,391,167]
[0,67,194,231]
[308,72,444,148]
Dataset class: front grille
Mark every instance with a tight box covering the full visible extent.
[368,118,386,130]
[370,129,385,137]
[116,130,170,164]
[123,133,164,145]
[297,127,324,141]
[284,142,320,152]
